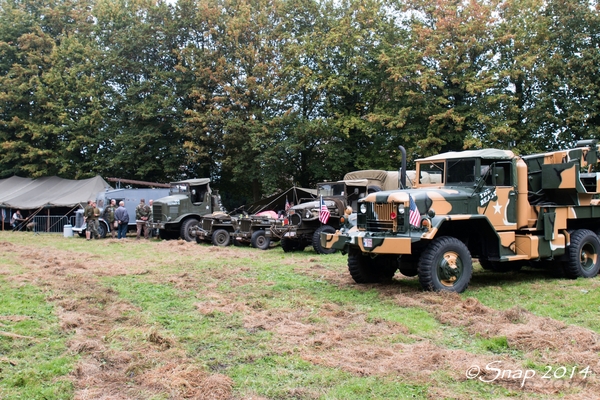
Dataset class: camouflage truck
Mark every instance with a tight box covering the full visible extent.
[321,140,600,293]
[269,169,413,254]
[150,178,225,241]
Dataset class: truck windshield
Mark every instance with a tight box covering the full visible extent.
[447,159,477,185]
[318,183,346,196]
[170,184,189,195]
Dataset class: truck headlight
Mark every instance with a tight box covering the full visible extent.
[398,205,405,214]
[360,204,367,213]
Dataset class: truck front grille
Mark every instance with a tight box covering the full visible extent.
[202,219,212,230]
[153,205,163,222]
[360,203,403,232]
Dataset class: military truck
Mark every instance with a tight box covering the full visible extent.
[72,187,170,238]
[269,169,413,254]
[321,141,600,293]
[150,178,225,241]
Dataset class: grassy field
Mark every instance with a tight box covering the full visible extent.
[0,231,598,399]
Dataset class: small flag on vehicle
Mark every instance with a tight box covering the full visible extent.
[319,196,330,224]
[409,195,420,227]
[285,197,290,211]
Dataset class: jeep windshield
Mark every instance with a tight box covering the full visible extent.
[317,182,346,197]
[170,183,189,195]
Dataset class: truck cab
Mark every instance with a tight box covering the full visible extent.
[151,178,224,241]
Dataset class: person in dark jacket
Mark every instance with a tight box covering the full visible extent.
[114,201,129,239]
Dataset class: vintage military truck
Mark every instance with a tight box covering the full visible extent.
[150,178,225,241]
[321,141,600,293]
[192,211,277,249]
[270,169,413,254]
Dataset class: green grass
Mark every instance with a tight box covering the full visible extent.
[0,278,74,400]
[1,232,599,399]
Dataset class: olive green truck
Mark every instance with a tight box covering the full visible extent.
[321,140,600,293]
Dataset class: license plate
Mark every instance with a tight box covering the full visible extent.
[363,238,372,247]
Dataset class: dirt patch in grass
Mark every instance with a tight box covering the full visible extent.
[5,241,233,400]
[3,238,600,399]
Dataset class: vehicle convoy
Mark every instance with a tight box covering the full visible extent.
[321,141,600,293]
[73,187,170,238]
[269,169,414,254]
[150,178,225,241]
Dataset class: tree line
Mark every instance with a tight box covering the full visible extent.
[1,0,599,207]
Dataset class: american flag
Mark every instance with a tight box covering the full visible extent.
[408,195,420,227]
[285,197,290,211]
[319,196,330,224]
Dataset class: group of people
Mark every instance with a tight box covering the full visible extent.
[83,198,153,240]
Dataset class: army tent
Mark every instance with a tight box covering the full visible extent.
[245,186,317,215]
[0,175,110,209]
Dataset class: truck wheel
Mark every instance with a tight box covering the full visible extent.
[563,229,600,279]
[212,229,231,247]
[348,247,397,283]
[399,257,418,277]
[418,236,473,293]
[281,238,301,252]
[251,230,271,250]
[97,223,107,239]
[180,218,199,242]
[312,225,337,254]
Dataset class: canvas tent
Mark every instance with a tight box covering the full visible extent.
[244,186,317,215]
[0,175,110,209]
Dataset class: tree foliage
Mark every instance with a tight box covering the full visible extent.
[1,0,600,206]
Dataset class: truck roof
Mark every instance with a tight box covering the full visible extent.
[418,148,515,162]
[171,178,211,186]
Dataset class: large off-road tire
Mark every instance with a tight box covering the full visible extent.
[418,236,473,293]
[563,229,600,279]
[211,229,231,247]
[398,257,419,277]
[347,247,397,284]
[312,225,337,254]
[281,237,302,252]
[180,218,199,242]
[251,230,271,250]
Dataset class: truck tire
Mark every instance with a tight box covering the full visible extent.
[180,218,199,242]
[97,222,107,239]
[212,229,231,247]
[348,247,397,283]
[418,236,473,293]
[312,225,337,254]
[398,257,418,277]
[563,229,600,279]
[251,230,271,250]
[281,237,301,252]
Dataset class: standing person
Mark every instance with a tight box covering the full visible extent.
[11,210,24,230]
[135,198,151,240]
[114,201,129,239]
[103,199,118,239]
[86,201,100,240]
[83,200,93,240]
[147,199,156,238]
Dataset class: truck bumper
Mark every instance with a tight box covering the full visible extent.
[321,231,413,254]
